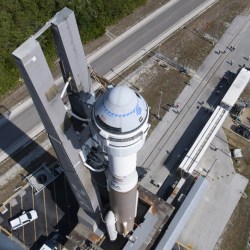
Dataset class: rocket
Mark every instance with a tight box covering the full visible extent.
[12,6,150,239]
[93,86,150,240]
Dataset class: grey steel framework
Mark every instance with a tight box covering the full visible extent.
[12,8,102,232]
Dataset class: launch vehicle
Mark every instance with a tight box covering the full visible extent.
[12,7,150,241]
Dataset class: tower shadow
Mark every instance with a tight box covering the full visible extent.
[0,106,80,248]
[0,105,56,177]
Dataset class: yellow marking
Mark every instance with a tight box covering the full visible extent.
[176,241,193,250]
[32,188,37,242]
[43,188,48,236]
[21,196,25,246]
[9,205,12,234]
[0,226,12,237]
[53,181,62,250]
[63,175,71,229]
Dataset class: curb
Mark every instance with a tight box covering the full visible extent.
[105,0,218,80]
[0,124,45,163]
[0,0,217,163]
[87,0,180,63]
[0,98,33,127]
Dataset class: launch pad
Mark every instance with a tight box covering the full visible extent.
[4,4,249,249]
[9,7,174,248]
[99,186,174,249]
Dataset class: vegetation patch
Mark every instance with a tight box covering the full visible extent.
[0,0,146,100]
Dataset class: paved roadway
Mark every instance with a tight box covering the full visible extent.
[91,0,209,75]
[0,0,210,159]
[0,106,40,155]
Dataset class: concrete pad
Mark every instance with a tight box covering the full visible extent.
[177,129,249,250]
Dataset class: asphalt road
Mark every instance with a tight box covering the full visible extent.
[91,0,208,76]
[0,0,209,158]
[0,106,40,153]
[1,173,78,249]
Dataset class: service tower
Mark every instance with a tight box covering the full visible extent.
[93,86,150,240]
[12,6,150,242]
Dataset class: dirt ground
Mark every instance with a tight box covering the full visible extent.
[111,0,250,132]
[1,0,250,249]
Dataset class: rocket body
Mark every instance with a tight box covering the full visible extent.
[93,86,149,239]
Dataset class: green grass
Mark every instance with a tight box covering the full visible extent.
[0,0,146,101]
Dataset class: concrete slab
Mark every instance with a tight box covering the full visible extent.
[177,129,248,250]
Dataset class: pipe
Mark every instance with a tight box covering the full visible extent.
[84,162,105,173]
[61,77,91,122]
[60,78,71,99]
[79,151,105,172]
[65,106,91,122]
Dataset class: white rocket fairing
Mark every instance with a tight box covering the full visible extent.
[93,86,150,240]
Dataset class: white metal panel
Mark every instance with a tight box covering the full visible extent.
[179,106,221,171]
[179,106,229,174]
[222,68,250,107]
[185,108,225,171]
[190,110,229,172]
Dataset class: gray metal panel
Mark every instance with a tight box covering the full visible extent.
[51,7,93,94]
[0,232,26,250]
[123,210,158,250]
[12,38,101,220]
[49,137,96,214]
[13,39,60,139]
[156,176,209,250]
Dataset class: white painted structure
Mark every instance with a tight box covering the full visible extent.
[179,106,228,174]
[221,68,250,108]
[179,68,250,174]
[156,177,209,250]
[93,86,150,240]
[105,211,118,241]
